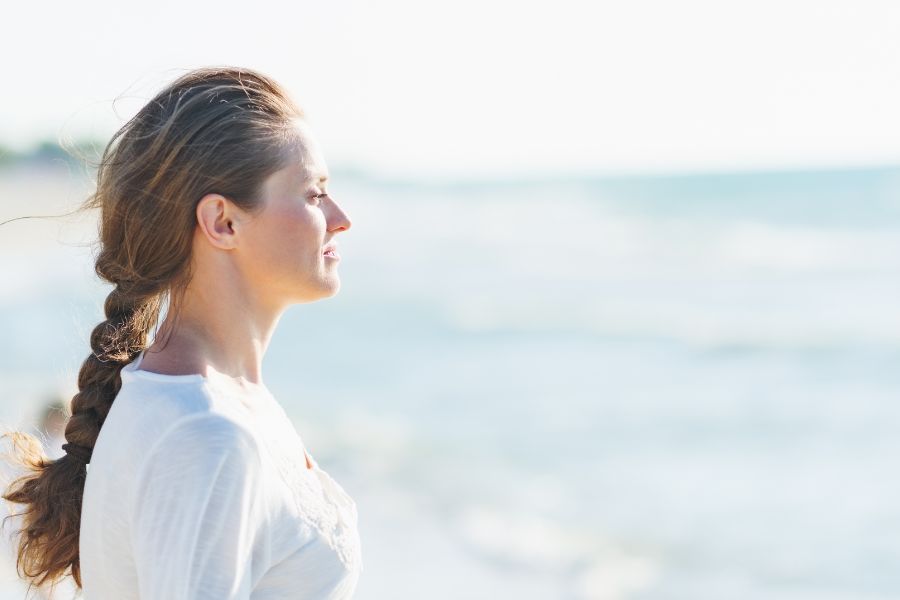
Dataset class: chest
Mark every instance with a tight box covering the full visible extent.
[249,403,363,573]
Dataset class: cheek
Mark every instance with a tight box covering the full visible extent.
[255,207,320,268]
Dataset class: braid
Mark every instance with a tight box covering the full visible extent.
[68,283,156,464]
[2,282,161,591]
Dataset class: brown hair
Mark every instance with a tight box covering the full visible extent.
[0,66,306,595]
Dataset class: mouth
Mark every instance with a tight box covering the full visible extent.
[323,245,340,259]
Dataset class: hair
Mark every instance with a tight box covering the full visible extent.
[0,65,306,595]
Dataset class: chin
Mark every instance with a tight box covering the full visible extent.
[290,279,341,304]
[320,279,341,298]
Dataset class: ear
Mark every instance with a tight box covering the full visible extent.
[195,193,241,250]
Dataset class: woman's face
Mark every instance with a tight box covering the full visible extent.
[237,121,352,307]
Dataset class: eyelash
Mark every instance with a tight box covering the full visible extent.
[313,193,329,201]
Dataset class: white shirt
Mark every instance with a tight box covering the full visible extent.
[79,350,363,599]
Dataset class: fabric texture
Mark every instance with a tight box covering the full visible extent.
[79,350,363,599]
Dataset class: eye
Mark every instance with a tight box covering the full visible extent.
[313,192,329,201]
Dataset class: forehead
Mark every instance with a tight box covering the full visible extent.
[284,121,329,185]
[285,163,328,188]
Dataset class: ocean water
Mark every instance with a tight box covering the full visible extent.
[0,162,898,599]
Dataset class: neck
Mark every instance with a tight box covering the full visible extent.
[145,277,285,387]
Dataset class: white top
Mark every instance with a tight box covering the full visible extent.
[79,350,363,599]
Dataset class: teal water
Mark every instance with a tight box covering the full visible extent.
[0,164,897,599]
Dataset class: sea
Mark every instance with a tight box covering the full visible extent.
[0,160,897,599]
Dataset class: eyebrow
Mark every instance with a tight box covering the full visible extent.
[307,172,329,184]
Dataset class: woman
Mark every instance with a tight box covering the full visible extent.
[1,66,362,599]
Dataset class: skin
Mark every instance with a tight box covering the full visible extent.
[139,120,351,400]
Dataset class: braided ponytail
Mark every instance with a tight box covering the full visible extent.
[1,65,306,593]
[1,281,159,592]
[67,281,163,462]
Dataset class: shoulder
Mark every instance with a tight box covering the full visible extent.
[110,377,254,450]
[130,413,265,510]
[127,413,273,550]
[115,376,216,423]
[146,412,261,464]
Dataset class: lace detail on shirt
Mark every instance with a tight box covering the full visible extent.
[312,466,363,571]
[262,430,362,571]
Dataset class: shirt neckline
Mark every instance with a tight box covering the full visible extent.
[122,349,273,398]
[121,350,317,470]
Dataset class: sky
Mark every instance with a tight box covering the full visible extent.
[3,0,900,180]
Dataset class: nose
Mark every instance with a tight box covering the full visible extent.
[326,197,352,232]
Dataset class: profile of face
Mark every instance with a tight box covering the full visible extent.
[193,119,352,309]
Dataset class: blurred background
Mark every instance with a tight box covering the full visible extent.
[1,1,899,599]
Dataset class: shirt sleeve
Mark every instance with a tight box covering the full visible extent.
[130,414,268,600]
